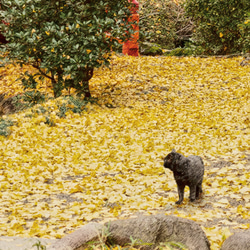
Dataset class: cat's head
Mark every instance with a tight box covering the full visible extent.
[163,149,178,171]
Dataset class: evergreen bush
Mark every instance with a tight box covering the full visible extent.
[185,0,250,54]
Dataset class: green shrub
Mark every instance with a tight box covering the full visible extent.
[16,71,46,107]
[139,0,193,49]
[140,42,163,55]
[56,96,92,118]
[239,12,250,53]
[185,0,250,55]
[0,0,135,98]
[0,118,14,137]
[164,47,193,56]
[22,90,46,105]
[56,102,68,118]
[44,115,56,127]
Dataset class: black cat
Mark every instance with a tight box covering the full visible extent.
[164,149,204,204]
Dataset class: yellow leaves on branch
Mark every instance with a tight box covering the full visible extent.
[0,55,249,249]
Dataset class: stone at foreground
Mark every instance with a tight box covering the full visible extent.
[221,230,250,250]
[0,236,57,250]
[48,222,103,250]
[106,214,210,250]
[48,214,210,250]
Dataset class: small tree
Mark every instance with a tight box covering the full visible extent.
[185,0,250,55]
[0,0,135,98]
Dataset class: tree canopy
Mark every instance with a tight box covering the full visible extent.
[0,0,135,97]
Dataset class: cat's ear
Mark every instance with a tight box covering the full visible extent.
[172,149,176,153]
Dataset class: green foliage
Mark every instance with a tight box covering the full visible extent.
[139,0,193,49]
[19,95,95,128]
[8,93,41,113]
[87,223,112,249]
[164,47,193,56]
[239,12,250,53]
[140,42,163,56]
[17,71,46,106]
[21,71,39,90]
[0,0,135,98]
[44,115,56,127]
[0,118,14,137]
[159,241,188,250]
[56,102,68,118]
[32,240,46,250]
[185,0,250,55]
[56,95,93,118]
[22,90,46,105]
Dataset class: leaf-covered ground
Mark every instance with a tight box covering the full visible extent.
[0,55,249,249]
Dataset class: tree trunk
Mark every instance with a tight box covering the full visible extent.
[82,68,93,98]
[83,80,91,98]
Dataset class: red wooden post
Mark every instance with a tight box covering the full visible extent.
[122,0,139,56]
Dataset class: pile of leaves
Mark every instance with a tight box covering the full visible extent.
[0,55,249,250]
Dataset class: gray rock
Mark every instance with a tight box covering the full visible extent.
[47,215,210,250]
[0,236,56,250]
[47,222,103,250]
[106,214,210,250]
[221,230,250,250]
